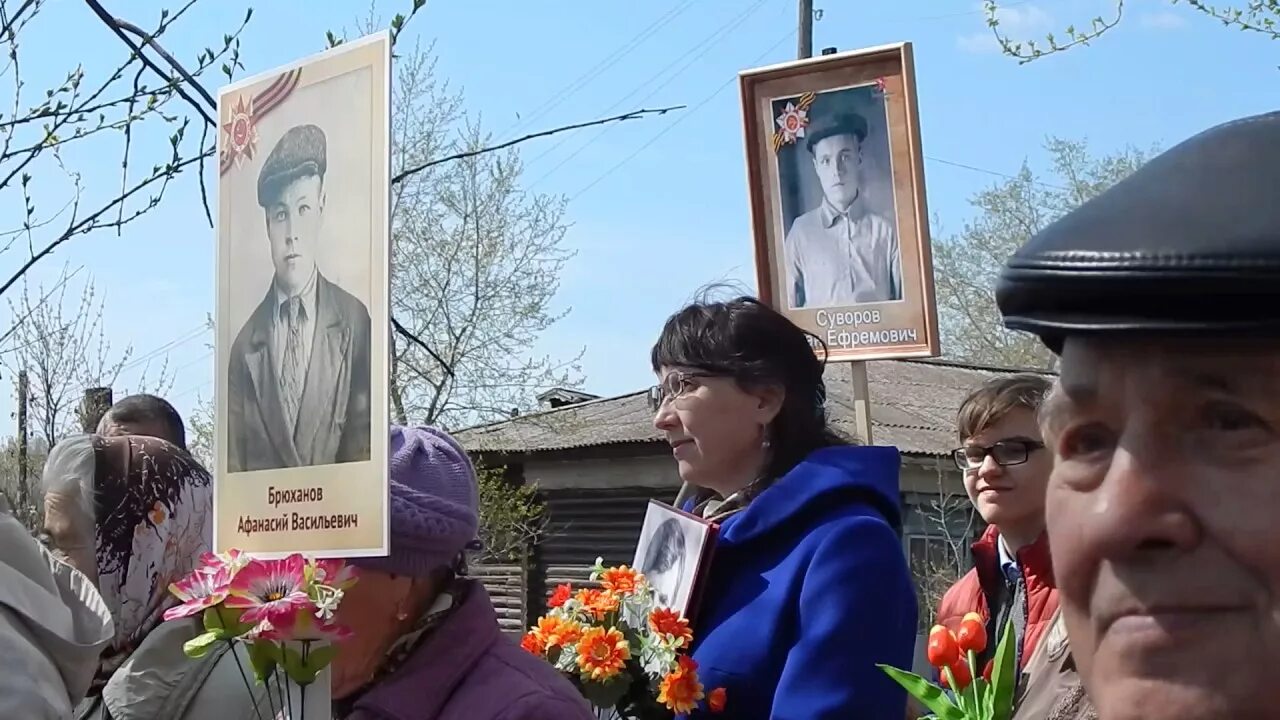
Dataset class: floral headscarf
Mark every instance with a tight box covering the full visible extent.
[42,433,212,688]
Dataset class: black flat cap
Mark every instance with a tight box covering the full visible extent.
[997,111,1280,353]
[805,110,868,152]
[257,124,327,207]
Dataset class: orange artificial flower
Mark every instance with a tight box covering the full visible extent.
[658,655,705,713]
[926,625,959,668]
[648,607,693,646]
[956,612,987,655]
[575,588,620,619]
[707,686,727,713]
[548,583,572,609]
[520,630,546,656]
[600,565,642,595]
[576,626,631,681]
[535,615,583,649]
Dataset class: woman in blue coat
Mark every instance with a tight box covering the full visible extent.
[649,296,917,720]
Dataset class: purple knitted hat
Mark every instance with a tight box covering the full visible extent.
[352,425,479,577]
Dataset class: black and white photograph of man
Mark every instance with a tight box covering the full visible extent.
[776,85,903,309]
[226,123,373,473]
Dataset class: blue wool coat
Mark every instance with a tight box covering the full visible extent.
[682,446,917,720]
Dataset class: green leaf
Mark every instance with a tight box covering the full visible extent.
[280,646,316,686]
[578,674,630,710]
[877,665,966,720]
[182,631,221,658]
[303,644,336,675]
[989,617,1019,720]
[246,640,281,682]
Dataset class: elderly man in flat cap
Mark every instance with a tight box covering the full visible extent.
[996,111,1280,720]
[227,123,372,473]
[783,106,901,308]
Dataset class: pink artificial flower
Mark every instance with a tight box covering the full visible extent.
[225,554,315,628]
[199,548,248,572]
[308,557,359,590]
[247,614,353,644]
[164,564,234,621]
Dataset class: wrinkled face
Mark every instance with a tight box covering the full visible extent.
[960,407,1050,531]
[329,569,416,699]
[651,367,782,496]
[42,482,97,584]
[1045,337,1280,720]
[811,133,861,210]
[264,173,323,296]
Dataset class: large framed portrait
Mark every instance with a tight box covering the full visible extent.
[740,43,940,362]
[214,33,390,557]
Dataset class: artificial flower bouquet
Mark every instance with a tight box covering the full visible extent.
[878,614,1018,720]
[164,549,358,720]
[521,558,726,719]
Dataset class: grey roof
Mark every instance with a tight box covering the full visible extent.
[456,359,1054,457]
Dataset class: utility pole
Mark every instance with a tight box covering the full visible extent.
[798,0,814,59]
[80,386,113,434]
[17,369,28,512]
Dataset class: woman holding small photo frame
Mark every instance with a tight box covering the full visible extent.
[648,295,917,719]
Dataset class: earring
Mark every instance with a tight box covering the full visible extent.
[395,609,409,621]
[760,424,772,451]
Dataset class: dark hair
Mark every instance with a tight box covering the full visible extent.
[956,374,1053,441]
[642,518,687,574]
[650,295,845,483]
[106,394,187,449]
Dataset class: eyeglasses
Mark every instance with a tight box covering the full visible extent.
[951,439,1045,471]
[647,371,719,412]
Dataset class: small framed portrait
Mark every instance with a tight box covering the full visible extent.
[740,43,940,362]
[214,33,391,557]
[632,501,717,620]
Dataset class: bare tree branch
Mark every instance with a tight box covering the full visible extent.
[391,105,685,184]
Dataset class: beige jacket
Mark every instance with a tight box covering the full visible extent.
[75,616,296,720]
[1012,609,1097,720]
[0,498,114,719]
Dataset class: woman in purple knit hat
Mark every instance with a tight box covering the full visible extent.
[331,425,594,720]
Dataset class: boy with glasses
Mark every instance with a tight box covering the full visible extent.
[938,374,1057,677]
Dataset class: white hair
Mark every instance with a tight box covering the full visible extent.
[40,434,97,528]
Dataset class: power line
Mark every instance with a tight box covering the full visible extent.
[493,0,698,143]
[570,26,799,201]
[925,155,1070,192]
[525,0,777,188]
[118,323,208,373]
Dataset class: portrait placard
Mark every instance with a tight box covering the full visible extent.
[740,43,940,362]
[214,33,390,557]
[632,500,717,621]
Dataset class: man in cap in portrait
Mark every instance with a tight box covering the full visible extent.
[783,104,901,308]
[996,110,1280,720]
[227,123,372,473]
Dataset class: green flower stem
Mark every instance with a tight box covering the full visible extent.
[967,649,983,717]
[300,642,309,720]
[272,666,287,719]
[208,610,265,720]
[943,666,968,716]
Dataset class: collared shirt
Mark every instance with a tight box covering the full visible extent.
[272,269,318,385]
[783,195,902,308]
[997,533,1021,585]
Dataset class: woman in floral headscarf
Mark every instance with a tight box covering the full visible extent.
[39,434,266,720]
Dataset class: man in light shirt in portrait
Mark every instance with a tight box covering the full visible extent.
[783,109,902,308]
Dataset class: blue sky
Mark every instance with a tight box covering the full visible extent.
[3,0,1277,433]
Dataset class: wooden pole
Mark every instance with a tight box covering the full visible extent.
[17,369,27,510]
[80,387,113,434]
[797,0,814,60]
